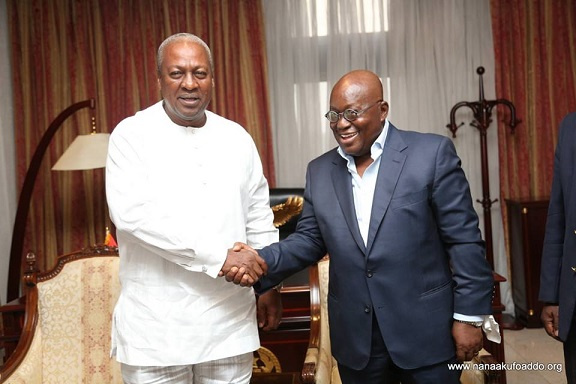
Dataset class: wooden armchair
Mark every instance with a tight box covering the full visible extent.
[301,257,341,384]
[0,245,122,384]
[301,257,502,384]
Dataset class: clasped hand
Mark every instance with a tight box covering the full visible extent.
[220,242,266,286]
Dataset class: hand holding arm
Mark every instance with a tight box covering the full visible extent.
[452,321,483,362]
[541,304,561,341]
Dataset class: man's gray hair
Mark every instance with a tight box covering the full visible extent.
[157,33,214,75]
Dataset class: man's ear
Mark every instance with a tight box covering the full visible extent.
[380,101,390,121]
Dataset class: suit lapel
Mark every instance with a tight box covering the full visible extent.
[366,125,407,253]
[331,155,366,254]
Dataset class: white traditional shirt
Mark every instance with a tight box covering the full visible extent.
[106,101,279,366]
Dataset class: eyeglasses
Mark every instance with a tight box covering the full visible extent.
[324,100,382,123]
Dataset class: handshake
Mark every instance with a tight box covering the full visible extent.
[219,242,268,287]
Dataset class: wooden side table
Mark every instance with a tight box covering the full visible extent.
[505,198,549,328]
[0,296,26,363]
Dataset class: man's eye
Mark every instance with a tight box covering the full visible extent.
[194,71,208,79]
[169,71,183,78]
[344,110,359,120]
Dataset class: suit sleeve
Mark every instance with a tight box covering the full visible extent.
[255,164,327,293]
[432,137,494,315]
[539,116,572,303]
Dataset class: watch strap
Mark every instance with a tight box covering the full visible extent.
[454,319,483,328]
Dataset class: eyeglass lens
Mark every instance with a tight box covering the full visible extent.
[326,110,358,123]
[325,100,381,123]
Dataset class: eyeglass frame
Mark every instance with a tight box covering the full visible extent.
[324,100,383,123]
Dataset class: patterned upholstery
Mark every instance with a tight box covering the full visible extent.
[0,247,122,384]
[315,259,341,383]
[2,322,42,383]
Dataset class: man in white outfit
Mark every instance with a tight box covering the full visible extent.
[106,33,281,384]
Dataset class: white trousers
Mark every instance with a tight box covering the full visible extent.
[121,352,253,384]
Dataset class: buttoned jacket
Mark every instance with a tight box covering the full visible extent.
[257,123,493,370]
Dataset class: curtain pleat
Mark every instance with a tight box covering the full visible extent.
[491,0,576,258]
[491,0,576,200]
[7,0,274,285]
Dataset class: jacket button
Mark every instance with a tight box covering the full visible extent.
[366,270,373,278]
[364,306,371,313]
[572,267,576,272]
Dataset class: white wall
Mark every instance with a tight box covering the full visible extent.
[0,0,17,305]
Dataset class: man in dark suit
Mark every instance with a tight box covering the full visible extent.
[540,111,576,384]
[224,70,495,383]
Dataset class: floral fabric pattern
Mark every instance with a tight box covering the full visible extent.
[3,256,122,383]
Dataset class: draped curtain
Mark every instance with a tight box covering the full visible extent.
[264,0,514,314]
[491,1,576,300]
[263,0,388,187]
[6,0,273,300]
[491,0,576,201]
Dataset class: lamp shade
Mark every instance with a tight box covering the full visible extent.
[52,133,110,170]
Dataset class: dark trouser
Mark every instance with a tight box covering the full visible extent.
[565,314,576,384]
[337,316,461,384]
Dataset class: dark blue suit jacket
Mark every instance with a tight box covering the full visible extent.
[539,112,576,341]
[257,124,494,370]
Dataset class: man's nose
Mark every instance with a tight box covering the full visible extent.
[182,73,198,89]
[332,116,352,131]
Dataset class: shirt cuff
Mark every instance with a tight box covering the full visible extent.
[454,313,501,344]
[453,313,484,322]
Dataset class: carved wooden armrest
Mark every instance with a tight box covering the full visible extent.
[301,262,322,384]
[302,346,319,383]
